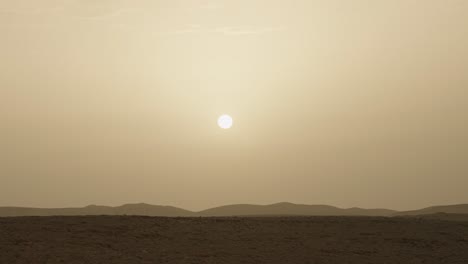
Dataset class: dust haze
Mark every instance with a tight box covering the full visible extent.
[1,0,468,211]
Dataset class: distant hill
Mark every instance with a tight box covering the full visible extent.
[393,204,468,216]
[1,202,467,218]
[0,203,194,217]
[198,202,396,217]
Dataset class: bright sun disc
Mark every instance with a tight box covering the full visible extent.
[218,115,233,129]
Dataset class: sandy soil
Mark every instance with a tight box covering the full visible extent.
[1,216,467,264]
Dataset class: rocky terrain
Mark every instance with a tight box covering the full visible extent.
[1,216,467,264]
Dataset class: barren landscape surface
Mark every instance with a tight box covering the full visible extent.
[1,216,468,264]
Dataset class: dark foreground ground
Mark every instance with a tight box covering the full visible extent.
[1,216,468,264]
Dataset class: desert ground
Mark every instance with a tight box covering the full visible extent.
[1,216,467,264]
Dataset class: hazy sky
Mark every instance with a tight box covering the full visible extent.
[1,0,467,211]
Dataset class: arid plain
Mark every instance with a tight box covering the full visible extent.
[1,215,468,264]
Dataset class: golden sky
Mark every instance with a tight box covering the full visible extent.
[1,0,467,210]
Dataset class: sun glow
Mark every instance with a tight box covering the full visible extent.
[218,115,233,129]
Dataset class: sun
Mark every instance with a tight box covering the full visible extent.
[218,115,233,129]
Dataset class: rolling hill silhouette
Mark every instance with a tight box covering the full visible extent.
[393,204,468,216]
[198,202,396,216]
[1,202,467,217]
[0,203,193,217]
